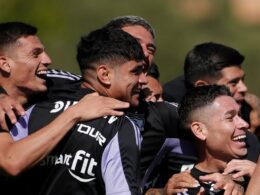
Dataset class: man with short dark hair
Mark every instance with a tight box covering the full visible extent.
[10,27,148,195]
[0,22,131,195]
[177,85,247,194]
[163,42,260,133]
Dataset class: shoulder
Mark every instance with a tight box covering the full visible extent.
[46,69,82,96]
[163,75,187,102]
[245,131,260,162]
[47,69,81,81]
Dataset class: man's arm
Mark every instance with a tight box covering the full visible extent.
[0,93,129,176]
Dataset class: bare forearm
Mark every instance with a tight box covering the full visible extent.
[0,93,130,176]
[1,106,80,176]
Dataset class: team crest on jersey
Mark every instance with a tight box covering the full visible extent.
[50,101,78,113]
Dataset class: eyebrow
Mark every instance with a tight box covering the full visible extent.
[30,47,44,55]
[224,109,237,117]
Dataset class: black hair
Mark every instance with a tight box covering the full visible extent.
[104,15,155,38]
[184,42,244,88]
[178,85,231,130]
[76,27,146,72]
[0,22,37,51]
[147,62,160,79]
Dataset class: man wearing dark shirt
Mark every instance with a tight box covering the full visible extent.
[178,85,247,194]
[6,27,148,194]
[163,42,260,135]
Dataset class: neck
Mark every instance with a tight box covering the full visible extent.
[195,158,227,173]
[81,80,109,97]
[196,147,228,173]
[1,83,28,105]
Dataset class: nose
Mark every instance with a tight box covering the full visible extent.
[237,80,248,94]
[139,72,148,85]
[236,115,249,130]
[42,52,52,66]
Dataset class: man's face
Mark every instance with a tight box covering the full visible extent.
[108,60,147,107]
[200,96,249,161]
[215,66,247,104]
[121,25,156,65]
[142,76,163,102]
[6,35,51,95]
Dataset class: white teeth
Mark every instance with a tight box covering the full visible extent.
[37,70,47,75]
[233,134,246,141]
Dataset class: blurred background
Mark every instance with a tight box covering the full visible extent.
[1,0,260,95]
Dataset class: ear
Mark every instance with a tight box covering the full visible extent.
[0,56,11,74]
[96,64,111,86]
[194,80,209,87]
[190,121,207,141]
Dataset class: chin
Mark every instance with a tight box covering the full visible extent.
[235,149,247,158]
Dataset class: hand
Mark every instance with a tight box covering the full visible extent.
[145,188,164,195]
[0,94,25,129]
[224,159,256,178]
[245,93,260,131]
[164,171,200,194]
[196,187,205,195]
[72,92,130,121]
[199,172,244,195]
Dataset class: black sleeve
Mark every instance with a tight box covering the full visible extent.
[146,102,179,138]
[162,75,187,103]
[46,69,82,99]
[245,131,260,162]
[140,102,179,180]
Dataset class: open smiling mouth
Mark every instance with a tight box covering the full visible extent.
[232,134,246,142]
[36,69,47,79]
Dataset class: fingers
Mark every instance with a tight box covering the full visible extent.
[199,172,220,183]
[88,92,99,96]
[224,159,256,178]
[0,95,25,127]
[231,172,245,179]
[4,107,18,124]
[222,182,234,195]
[165,172,199,194]
[99,98,129,116]
[75,94,130,121]
[196,187,205,195]
[201,173,244,195]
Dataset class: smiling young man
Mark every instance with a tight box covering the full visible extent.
[0,22,133,195]
[177,85,248,194]
[0,22,51,106]
[10,27,147,195]
[163,42,260,132]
